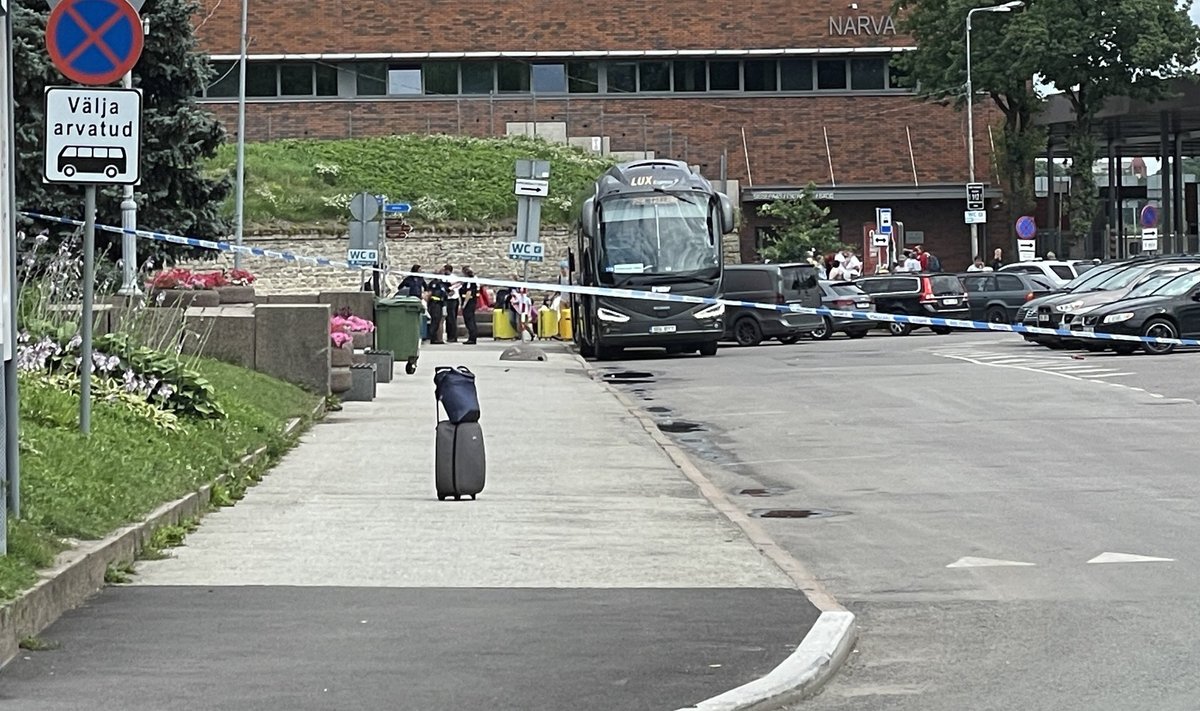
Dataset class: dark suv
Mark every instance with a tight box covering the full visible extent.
[720,263,824,346]
[854,273,970,335]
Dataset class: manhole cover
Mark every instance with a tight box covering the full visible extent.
[657,421,703,434]
[737,487,790,497]
[749,509,843,519]
[646,406,671,413]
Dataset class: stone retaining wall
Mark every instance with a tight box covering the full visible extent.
[182,228,743,295]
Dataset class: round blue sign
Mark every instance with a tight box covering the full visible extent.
[1015,215,1037,240]
[1140,204,1159,228]
[46,0,144,86]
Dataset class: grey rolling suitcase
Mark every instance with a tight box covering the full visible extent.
[435,420,486,501]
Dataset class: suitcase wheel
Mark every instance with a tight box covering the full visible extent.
[437,494,448,501]
[469,495,477,500]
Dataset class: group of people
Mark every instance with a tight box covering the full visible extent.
[804,248,864,280]
[966,248,1012,272]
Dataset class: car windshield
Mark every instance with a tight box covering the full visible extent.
[1150,269,1200,297]
[830,284,863,297]
[1126,272,1188,298]
[599,194,718,281]
[1094,264,1158,290]
[929,275,965,295]
[1062,264,1121,291]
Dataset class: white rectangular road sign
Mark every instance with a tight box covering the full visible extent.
[348,248,379,265]
[871,230,888,247]
[964,210,988,224]
[1017,240,1037,261]
[44,87,142,185]
[876,207,893,236]
[508,240,545,262]
[1141,228,1159,252]
[514,178,550,197]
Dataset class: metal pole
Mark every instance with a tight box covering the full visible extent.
[1107,140,1117,259]
[1,5,15,541]
[1160,112,1171,255]
[232,0,249,269]
[117,70,141,296]
[81,186,96,435]
[966,10,979,262]
[1116,147,1125,259]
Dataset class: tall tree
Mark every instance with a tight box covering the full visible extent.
[757,184,845,262]
[12,0,230,265]
[1028,0,1200,247]
[892,0,1049,245]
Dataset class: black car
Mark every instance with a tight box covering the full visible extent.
[812,280,879,340]
[854,273,969,335]
[719,263,824,346]
[1070,268,1200,355]
[956,271,1056,323]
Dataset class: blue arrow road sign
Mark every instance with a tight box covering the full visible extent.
[384,203,411,214]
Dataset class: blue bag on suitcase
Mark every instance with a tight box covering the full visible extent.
[433,366,481,423]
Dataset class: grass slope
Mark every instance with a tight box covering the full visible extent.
[0,360,319,600]
[208,135,617,226]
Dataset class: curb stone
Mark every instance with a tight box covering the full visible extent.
[0,398,325,670]
[568,349,858,709]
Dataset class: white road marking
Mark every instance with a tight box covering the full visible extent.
[946,556,1036,568]
[930,347,1133,384]
[1087,552,1175,564]
[1083,372,1137,378]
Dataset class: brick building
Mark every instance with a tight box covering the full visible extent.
[192,0,999,270]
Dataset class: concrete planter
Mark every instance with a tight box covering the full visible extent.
[151,289,220,309]
[352,330,375,349]
[330,367,352,394]
[330,344,353,367]
[343,363,377,401]
[361,350,394,383]
[215,285,256,304]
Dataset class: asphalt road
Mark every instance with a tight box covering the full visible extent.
[0,587,816,711]
[601,330,1200,711]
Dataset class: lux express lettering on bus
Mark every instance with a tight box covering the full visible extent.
[51,97,136,138]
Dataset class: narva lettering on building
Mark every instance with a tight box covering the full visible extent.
[828,15,897,36]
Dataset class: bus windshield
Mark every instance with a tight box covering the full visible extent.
[598,195,718,281]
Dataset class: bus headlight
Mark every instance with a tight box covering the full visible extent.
[694,302,725,319]
[597,307,630,323]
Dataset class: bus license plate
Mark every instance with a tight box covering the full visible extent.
[650,325,677,334]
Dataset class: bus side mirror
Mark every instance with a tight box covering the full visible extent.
[581,197,598,238]
[717,193,735,234]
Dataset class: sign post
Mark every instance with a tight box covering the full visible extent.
[513,159,550,282]
[347,192,383,293]
[2,1,15,547]
[1140,204,1160,254]
[965,182,986,258]
[1015,215,1037,261]
[43,0,145,435]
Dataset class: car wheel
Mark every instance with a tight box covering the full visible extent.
[887,317,912,336]
[1114,344,1137,356]
[931,326,952,335]
[698,341,718,357]
[810,317,833,341]
[986,306,1008,324]
[778,334,802,345]
[1141,318,1178,355]
[846,329,868,339]
[733,317,763,347]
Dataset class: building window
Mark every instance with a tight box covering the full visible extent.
[532,64,567,93]
[245,63,277,97]
[356,62,387,96]
[639,61,671,92]
[607,62,637,93]
[816,59,847,90]
[673,61,706,92]
[462,62,494,94]
[851,58,886,90]
[888,57,911,90]
[279,64,313,96]
[315,64,338,96]
[709,61,739,91]
[387,64,422,95]
[207,61,239,98]
[424,62,459,95]
[497,62,530,93]
[567,62,599,93]
[744,60,777,91]
[780,59,813,91]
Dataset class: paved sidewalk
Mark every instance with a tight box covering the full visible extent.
[2,341,818,711]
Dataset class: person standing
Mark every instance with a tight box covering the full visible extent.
[426,272,447,345]
[990,248,1004,271]
[967,255,989,272]
[461,267,480,345]
[442,264,461,343]
[397,264,425,298]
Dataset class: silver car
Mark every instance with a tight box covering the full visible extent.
[812,281,878,340]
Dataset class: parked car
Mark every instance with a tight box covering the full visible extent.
[956,271,1056,323]
[811,280,878,340]
[1069,268,1200,355]
[999,260,1083,287]
[1020,258,1200,349]
[853,273,969,336]
[719,263,824,346]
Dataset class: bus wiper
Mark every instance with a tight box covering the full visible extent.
[641,273,715,284]
[646,186,696,204]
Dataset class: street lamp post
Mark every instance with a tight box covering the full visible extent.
[232,0,249,269]
[965,0,1024,261]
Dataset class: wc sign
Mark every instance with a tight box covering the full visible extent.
[508,240,545,262]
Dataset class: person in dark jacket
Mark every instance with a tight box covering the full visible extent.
[461,267,480,344]
[426,273,448,344]
[397,265,426,298]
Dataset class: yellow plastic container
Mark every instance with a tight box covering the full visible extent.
[492,308,517,340]
[538,306,560,339]
[558,307,573,340]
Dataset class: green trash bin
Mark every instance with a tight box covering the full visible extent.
[374,296,424,375]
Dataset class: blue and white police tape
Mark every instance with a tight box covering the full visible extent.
[18,210,1200,348]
